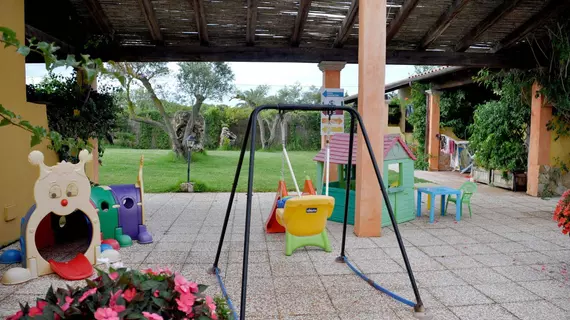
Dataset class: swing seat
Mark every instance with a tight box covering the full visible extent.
[275,195,334,256]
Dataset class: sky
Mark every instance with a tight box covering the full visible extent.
[25,62,416,106]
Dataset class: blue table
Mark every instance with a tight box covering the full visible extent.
[416,186,462,223]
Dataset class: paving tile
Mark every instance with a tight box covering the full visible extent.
[270,261,316,277]
[273,275,325,294]
[434,256,483,269]
[276,292,336,316]
[501,300,567,320]
[286,314,340,320]
[320,274,371,294]
[225,276,275,296]
[329,290,397,313]
[232,293,279,318]
[0,294,44,318]
[469,233,511,244]
[441,235,480,245]
[229,250,269,264]
[451,268,511,285]
[338,311,399,320]
[471,254,516,267]
[428,285,493,307]
[474,282,540,303]
[493,265,552,282]
[368,272,419,291]
[454,243,500,255]
[450,304,518,320]
[518,279,570,298]
[312,259,354,275]
[415,270,467,287]
[487,242,534,254]
[153,241,194,252]
[225,262,272,278]
[144,251,189,264]
[354,258,404,273]
[398,255,446,271]
[508,251,551,265]
[419,245,464,257]
[396,308,460,320]
[345,248,389,260]
[268,250,310,263]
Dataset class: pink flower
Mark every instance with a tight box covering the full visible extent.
[153,290,160,298]
[59,296,74,311]
[142,311,164,320]
[28,300,48,316]
[94,307,119,320]
[6,310,23,320]
[109,272,119,280]
[122,288,137,302]
[174,274,198,294]
[79,288,98,302]
[175,291,196,314]
[158,267,172,275]
[110,289,126,313]
[206,296,217,319]
[142,268,157,275]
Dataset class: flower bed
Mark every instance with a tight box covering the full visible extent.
[554,190,570,235]
[7,267,232,320]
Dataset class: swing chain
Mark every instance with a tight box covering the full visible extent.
[279,111,285,180]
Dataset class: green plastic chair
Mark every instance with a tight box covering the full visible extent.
[444,181,477,218]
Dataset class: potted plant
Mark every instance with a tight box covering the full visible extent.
[6,267,232,320]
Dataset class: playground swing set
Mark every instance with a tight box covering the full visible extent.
[208,105,430,320]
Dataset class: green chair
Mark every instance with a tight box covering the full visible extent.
[444,181,477,218]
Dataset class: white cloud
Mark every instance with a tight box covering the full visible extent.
[25,62,414,105]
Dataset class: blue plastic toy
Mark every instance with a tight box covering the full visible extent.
[277,196,293,209]
[100,244,113,252]
[0,249,23,264]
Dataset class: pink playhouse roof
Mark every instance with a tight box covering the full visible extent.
[313,133,416,165]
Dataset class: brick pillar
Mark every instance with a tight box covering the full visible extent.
[426,90,441,171]
[354,0,386,237]
[527,82,552,196]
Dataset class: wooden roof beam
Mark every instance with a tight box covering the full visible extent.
[25,24,75,56]
[137,0,163,42]
[88,46,533,68]
[333,0,358,48]
[386,0,420,43]
[418,0,473,50]
[290,0,312,47]
[191,0,209,46]
[455,0,521,52]
[493,0,570,52]
[246,0,258,46]
[82,0,114,36]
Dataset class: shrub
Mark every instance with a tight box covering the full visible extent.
[6,267,231,320]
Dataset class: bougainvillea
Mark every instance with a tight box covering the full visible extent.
[554,190,570,235]
[6,267,232,320]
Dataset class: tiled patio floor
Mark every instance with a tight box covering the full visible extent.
[1,176,569,319]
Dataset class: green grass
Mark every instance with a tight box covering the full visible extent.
[99,148,428,193]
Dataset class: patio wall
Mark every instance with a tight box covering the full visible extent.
[0,0,58,245]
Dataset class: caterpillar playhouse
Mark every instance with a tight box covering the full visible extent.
[0,150,152,285]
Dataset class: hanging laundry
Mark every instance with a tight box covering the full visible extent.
[448,139,455,154]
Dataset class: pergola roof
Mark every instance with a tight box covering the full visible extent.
[24,0,570,67]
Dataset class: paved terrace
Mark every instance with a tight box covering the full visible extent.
[0,174,568,320]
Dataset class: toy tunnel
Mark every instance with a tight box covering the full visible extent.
[90,184,153,247]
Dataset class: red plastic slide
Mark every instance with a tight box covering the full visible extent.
[49,253,93,280]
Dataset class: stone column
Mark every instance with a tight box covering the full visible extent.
[318,61,346,184]
[354,0,386,237]
[527,82,552,197]
[426,90,441,171]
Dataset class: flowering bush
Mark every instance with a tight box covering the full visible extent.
[7,267,232,320]
[554,190,570,235]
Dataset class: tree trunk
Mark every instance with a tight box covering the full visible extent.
[266,115,281,147]
[139,77,185,156]
[257,117,267,149]
[183,96,205,143]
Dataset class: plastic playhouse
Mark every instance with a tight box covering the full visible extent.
[0,150,152,285]
[313,133,417,226]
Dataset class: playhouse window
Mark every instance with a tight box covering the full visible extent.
[398,163,405,187]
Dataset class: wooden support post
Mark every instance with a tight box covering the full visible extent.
[318,61,346,184]
[527,82,552,196]
[426,90,440,171]
[354,0,386,237]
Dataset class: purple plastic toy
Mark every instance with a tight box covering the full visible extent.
[109,184,153,244]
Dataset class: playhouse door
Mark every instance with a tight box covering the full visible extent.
[111,185,142,240]
[395,189,415,223]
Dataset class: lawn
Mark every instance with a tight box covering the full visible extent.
[99,148,428,193]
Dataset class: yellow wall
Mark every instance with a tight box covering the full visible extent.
[0,0,58,245]
[550,118,570,166]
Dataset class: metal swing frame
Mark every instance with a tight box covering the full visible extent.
[208,104,425,319]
